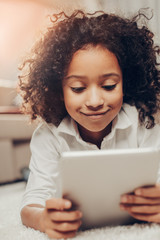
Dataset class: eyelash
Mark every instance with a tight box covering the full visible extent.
[71,87,85,93]
[71,84,116,93]
[102,84,117,91]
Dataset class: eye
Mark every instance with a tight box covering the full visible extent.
[71,87,85,93]
[102,84,116,91]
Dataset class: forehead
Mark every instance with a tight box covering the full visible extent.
[66,45,122,77]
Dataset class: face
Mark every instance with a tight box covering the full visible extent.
[62,45,123,142]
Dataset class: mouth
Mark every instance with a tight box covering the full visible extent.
[82,110,108,116]
[81,110,109,119]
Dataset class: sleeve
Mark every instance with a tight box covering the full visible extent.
[138,123,160,149]
[138,123,160,183]
[20,123,62,209]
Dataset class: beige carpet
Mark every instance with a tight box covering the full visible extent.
[1,182,160,240]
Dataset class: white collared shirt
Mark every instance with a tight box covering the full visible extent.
[21,104,160,209]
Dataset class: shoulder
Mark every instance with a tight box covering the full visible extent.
[30,115,74,148]
[121,103,160,129]
[31,121,56,139]
[137,122,160,148]
[118,104,160,148]
[30,121,60,150]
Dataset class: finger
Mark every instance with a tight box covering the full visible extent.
[45,228,77,239]
[121,194,160,205]
[129,212,160,223]
[120,204,160,214]
[46,198,72,210]
[52,220,82,232]
[49,210,82,222]
[135,185,160,198]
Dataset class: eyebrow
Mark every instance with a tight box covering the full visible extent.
[100,73,121,79]
[64,73,120,80]
[64,75,86,80]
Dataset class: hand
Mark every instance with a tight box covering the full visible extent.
[120,184,160,223]
[41,198,82,239]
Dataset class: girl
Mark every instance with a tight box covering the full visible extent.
[19,10,160,239]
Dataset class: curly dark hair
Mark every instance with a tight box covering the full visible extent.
[19,9,160,128]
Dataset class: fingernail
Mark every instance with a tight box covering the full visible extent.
[65,200,71,208]
[135,189,141,195]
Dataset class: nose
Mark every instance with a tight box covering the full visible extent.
[85,87,104,109]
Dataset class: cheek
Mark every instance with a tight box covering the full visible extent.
[63,92,80,112]
[63,89,71,106]
[108,91,123,107]
[63,88,84,108]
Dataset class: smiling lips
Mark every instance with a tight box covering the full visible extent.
[81,110,109,119]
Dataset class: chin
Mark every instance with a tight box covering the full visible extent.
[86,126,108,133]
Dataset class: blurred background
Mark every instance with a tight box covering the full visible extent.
[0,0,160,184]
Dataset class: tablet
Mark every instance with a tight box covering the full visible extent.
[60,148,160,229]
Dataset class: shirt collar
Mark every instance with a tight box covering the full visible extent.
[57,115,79,136]
[112,104,133,130]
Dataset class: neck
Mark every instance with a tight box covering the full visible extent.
[78,123,112,149]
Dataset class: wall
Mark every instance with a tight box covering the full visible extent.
[101,0,160,44]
